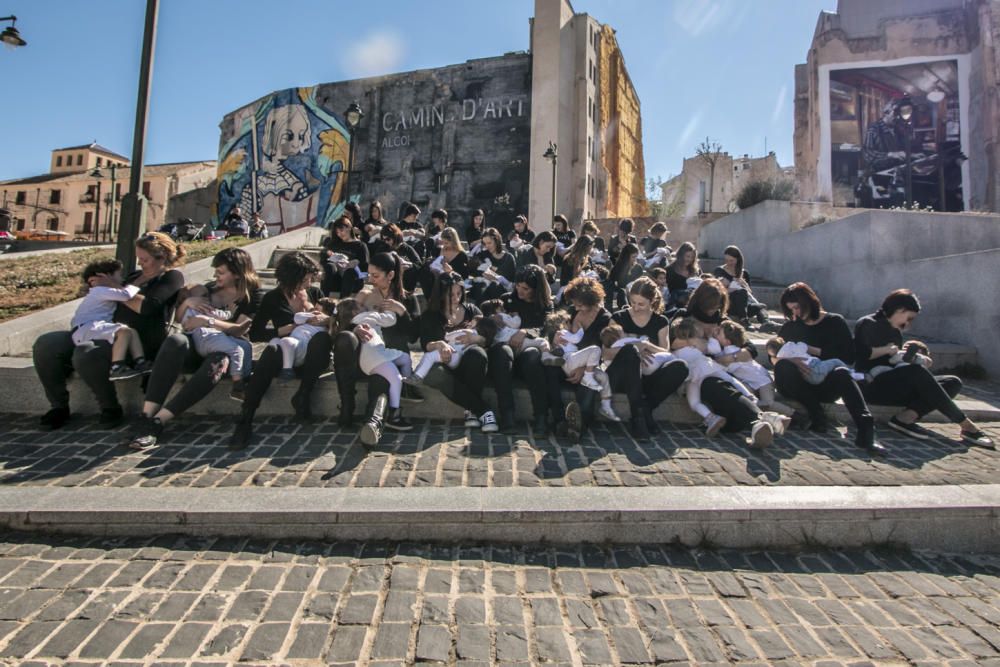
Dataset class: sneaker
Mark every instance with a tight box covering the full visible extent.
[479,410,499,433]
[580,373,603,393]
[229,421,253,450]
[597,403,622,422]
[401,384,425,403]
[385,408,413,431]
[278,368,297,384]
[403,373,424,386]
[888,417,934,440]
[962,429,996,449]
[134,359,154,375]
[229,379,246,403]
[99,406,124,428]
[704,413,727,437]
[128,417,164,451]
[39,407,70,430]
[463,410,480,428]
[109,364,141,382]
[564,401,583,441]
[750,420,774,449]
[761,411,791,436]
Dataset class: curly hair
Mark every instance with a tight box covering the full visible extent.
[563,275,605,309]
[274,251,319,293]
[82,258,123,284]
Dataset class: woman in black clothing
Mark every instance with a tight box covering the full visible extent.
[124,248,263,449]
[34,231,186,430]
[610,277,689,435]
[665,241,700,308]
[466,208,485,248]
[344,201,364,230]
[855,289,993,447]
[486,264,554,432]
[507,214,535,250]
[419,227,470,298]
[469,227,516,304]
[638,222,671,257]
[605,243,642,311]
[580,221,606,253]
[333,252,418,441]
[514,231,557,285]
[774,282,883,453]
[558,234,593,289]
[420,208,450,260]
[712,245,768,325]
[361,200,386,247]
[230,252,333,449]
[371,223,422,293]
[419,272,497,431]
[321,215,369,297]
[607,218,638,265]
[551,214,576,254]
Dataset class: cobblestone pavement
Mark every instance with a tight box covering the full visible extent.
[1,414,999,490]
[1,535,1000,665]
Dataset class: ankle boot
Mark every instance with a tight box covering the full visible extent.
[641,403,660,436]
[856,418,887,455]
[630,414,650,441]
[360,394,387,447]
[338,391,355,428]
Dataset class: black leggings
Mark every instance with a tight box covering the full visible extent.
[643,359,690,411]
[605,344,644,407]
[443,346,490,415]
[33,331,118,411]
[333,331,391,416]
[774,359,872,427]
[487,344,548,420]
[144,333,230,417]
[243,331,332,416]
[701,376,761,432]
[728,290,765,321]
[862,364,965,423]
[321,261,364,297]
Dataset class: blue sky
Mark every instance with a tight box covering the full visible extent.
[0,0,835,187]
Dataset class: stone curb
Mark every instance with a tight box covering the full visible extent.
[2,485,999,552]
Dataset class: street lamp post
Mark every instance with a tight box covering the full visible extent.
[343,101,364,204]
[116,0,158,270]
[543,141,558,223]
[88,169,103,243]
[107,163,118,242]
[0,16,27,49]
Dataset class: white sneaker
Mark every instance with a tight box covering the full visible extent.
[479,410,499,433]
[597,404,622,422]
[750,420,774,449]
[704,413,727,437]
[463,410,480,428]
[580,373,603,393]
[761,411,791,436]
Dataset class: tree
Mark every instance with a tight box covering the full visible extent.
[646,175,665,219]
[695,137,723,213]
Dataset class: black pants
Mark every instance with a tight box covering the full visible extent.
[642,359,690,411]
[774,359,872,427]
[701,376,761,432]
[333,331,391,417]
[605,344,644,408]
[470,281,506,305]
[33,330,118,411]
[321,262,364,297]
[487,344,548,422]
[729,290,766,322]
[243,331,332,417]
[862,364,965,423]
[144,333,229,417]
[442,346,490,416]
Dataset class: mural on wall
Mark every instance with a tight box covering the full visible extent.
[216,87,352,230]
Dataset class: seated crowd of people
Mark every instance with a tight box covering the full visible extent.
[33,202,995,456]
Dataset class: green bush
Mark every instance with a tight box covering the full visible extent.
[736,178,796,210]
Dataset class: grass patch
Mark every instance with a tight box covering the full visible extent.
[0,237,255,324]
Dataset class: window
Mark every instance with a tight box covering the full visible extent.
[76,154,83,166]
[115,183,122,200]
[83,212,93,233]
[15,191,25,205]
[56,156,62,167]
[588,96,592,119]
[589,59,593,82]
[15,218,25,231]
[50,190,61,205]
[142,181,151,199]
[96,157,102,167]
[47,217,59,231]
[587,137,592,159]
[699,181,707,213]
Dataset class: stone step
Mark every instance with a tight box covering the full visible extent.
[270,245,324,268]
[2,356,997,424]
[3,485,1000,551]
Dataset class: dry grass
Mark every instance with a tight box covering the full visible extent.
[0,238,255,323]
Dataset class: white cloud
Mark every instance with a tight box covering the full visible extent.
[771,84,788,125]
[340,30,404,78]
[676,113,702,152]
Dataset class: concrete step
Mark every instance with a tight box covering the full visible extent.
[2,356,997,425]
[3,485,1000,551]
[270,245,324,268]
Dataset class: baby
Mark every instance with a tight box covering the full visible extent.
[478,299,549,356]
[766,336,866,385]
[670,318,757,437]
[599,323,676,375]
[407,317,499,383]
[270,298,336,383]
[648,268,671,309]
[326,252,367,283]
[337,298,414,431]
[710,320,794,417]
[71,259,150,382]
[869,340,932,379]
[178,284,253,401]
[542,311,619,422]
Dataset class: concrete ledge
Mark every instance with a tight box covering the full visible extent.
[2,485,999,551]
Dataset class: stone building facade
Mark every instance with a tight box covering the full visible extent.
[661,151,790,216]
[0,144,215,239]
[794,0,1000,212]
[215,0,648,236]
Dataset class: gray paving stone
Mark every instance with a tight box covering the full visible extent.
[78,620,139,659]
[117,623,174,659]
[285,622,330,659]
[200,624,248,657]
[36,619,101,659]
[416,624,451,662]
[159,623,213,659]
[456,625,491,661]
[371,622,411,660]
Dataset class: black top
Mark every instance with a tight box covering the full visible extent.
[398,220,422,232]
[613,309,670,342]
[502,292,551,329]
[608,234,638,262]
[436,250,470,278]
[472,249,516,283]
[567,307,612,349]
[250,285,325,343]
[639,236,668,255]
[207,283,263,323]
[514,244,554,271]
[666,266,691,293]
[554,229,576,248]
[420,303,483,350]
[778,313,855,364]
[323,237,370,270]
[465,226,483,245]
[507,228,535,249]
[559,258,591,287]
[712,265,751,286]
[853,312,901,373]
[116,268,185,357]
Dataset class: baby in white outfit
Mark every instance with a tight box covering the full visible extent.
[710,321,794,417]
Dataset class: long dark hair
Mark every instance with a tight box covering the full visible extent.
[514,264,553,310]
[212,247,259,303]
[723,245,744,279]
[369,251,406,300]
[330,215,358,241]
[609,242,639,285]
[274,251,319,296]
[468,208,485,235]
[429,271,466,314]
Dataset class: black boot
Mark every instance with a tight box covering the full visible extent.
[39,407,71,430]
[359,394,387,447]
[385,407,413,431]
[856,417,887,456]
[641,403,660,436]
[229,407,254,450]
[630,414,650,442]
[532,413,548,435]
[291,390,313,423]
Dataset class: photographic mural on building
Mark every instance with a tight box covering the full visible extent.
[216,87,352,230]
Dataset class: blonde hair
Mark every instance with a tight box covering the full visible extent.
[136,231,186,268]
[440,227,464,252]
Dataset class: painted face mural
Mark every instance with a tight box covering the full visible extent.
[216,87,352,231]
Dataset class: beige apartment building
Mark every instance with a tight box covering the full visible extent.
[661,151,791,216]
[0,143,215,239]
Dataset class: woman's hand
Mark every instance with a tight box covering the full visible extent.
[452,331,480,347]
[88,273,120,289]
[186,297,215,315]
[440,262,453,274]
[565,367,585,384]
[355,324,374,343]
[307,313,330,327]
[885,344,900,357]
[543,264,556,276]
[377,299,407,316]
[434,341,455,364]
[186,315,213,329]
[790,358,813,379]
[554,332,569,347]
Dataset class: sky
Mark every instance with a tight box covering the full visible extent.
[0,0,837,188]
